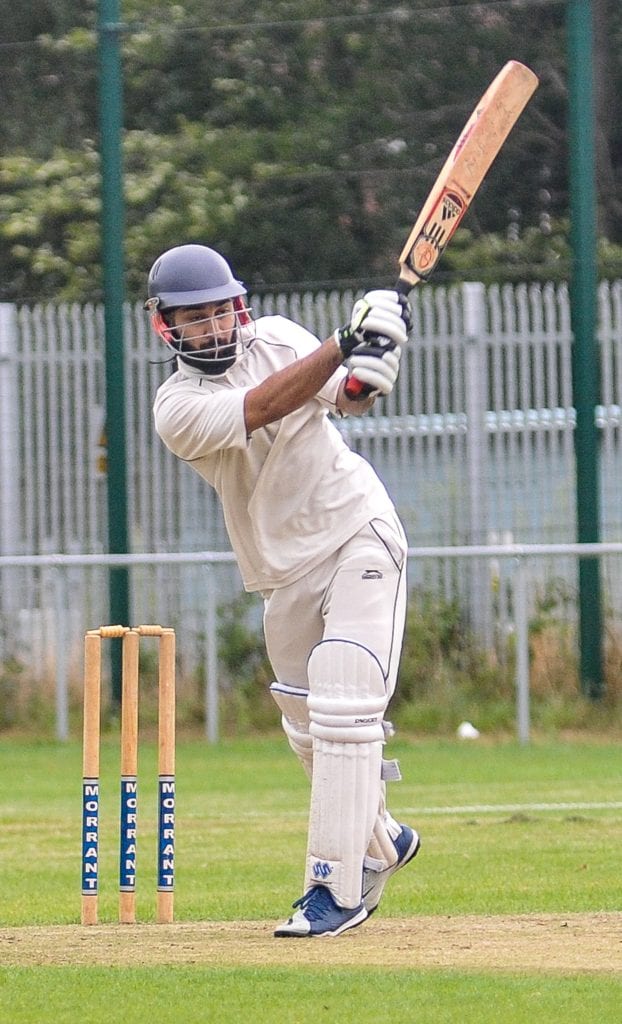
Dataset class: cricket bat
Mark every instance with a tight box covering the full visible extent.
[345,59,539,397]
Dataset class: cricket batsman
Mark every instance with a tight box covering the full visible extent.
[147,243,420,936]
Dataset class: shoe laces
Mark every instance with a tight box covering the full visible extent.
[292,886,334,921]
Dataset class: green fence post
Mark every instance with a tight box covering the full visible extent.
[98,0,130,703]
[567,0,604,699]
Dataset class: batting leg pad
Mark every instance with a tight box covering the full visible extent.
[269,682,403,863]
[270,681,313,779]
[305,639,388,908]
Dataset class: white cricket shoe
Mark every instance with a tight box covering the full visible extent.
[274,885,368,938]
[362,824,421,915]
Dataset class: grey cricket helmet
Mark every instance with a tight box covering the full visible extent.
[146,244,247,310]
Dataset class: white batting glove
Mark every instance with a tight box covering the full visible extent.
[335,289,411,359]
[346,341,402,397]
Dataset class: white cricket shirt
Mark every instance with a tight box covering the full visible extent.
[153,315,395,591]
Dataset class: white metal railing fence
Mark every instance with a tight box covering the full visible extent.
[1,543,621,746]
[1,281,622,690]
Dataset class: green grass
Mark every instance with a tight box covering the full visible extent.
[1,736,621,1021]
[1,967,621,1024]
[2,737,620,922]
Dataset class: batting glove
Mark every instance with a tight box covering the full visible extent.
[346,341,402,397]
[335,289,412,359]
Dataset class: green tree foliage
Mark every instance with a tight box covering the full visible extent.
[0,3,97,155]
[442,222,622,284]
[1,1,622,301]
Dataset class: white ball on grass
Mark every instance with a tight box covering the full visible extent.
[456,720,480,739]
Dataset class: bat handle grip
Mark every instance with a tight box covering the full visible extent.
[343,374,368,400]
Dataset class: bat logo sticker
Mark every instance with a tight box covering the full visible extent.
[442,192,465,221]
[409,237,439,276]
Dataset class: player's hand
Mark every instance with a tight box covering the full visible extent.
[335,289,411,359]
[346,340,401,397]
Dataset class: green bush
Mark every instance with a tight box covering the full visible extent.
[0,657,23,730]
[216,592,276,734]
[389,590,514,734]
[215,585,622,737]
[1,584,620,737]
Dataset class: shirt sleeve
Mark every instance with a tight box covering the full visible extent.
[317,364,347,411]
[153,381,251,460]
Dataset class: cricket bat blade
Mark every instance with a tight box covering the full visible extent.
[397,60,539,289]
[344,60,539,399]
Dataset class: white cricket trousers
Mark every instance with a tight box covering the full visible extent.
[262,510,408,695]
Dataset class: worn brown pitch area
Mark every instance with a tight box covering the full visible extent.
[1,914,621,972]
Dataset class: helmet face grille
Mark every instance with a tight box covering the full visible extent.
[149,300,255,374]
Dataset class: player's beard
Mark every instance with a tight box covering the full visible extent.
[178,330,238,375]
